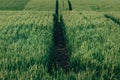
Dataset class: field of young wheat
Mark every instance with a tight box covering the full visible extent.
[0,0,120,80]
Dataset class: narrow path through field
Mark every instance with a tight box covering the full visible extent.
[53,15,70,72]
[48,0,70,73]
[53,0,70,71]
[48,0,72,74]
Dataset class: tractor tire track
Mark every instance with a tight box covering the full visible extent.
[68,0,72,11]
[53,0,70,72]
[48,0,70,73]
[53,15,70,72]
[104,14,120,26]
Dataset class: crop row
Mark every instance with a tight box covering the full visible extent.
[0,5,120,80]
[0,0,56,11]
[0,11,54,80]
[0,0,30,10]
[62,11,120,79]
[24,0,56,11]
[70,0,120,11]
[0,0,120,11]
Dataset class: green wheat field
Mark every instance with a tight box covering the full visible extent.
[0,0,120,80]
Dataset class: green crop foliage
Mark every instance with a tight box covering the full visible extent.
[0,0,120,80]
[70,0,120,11]
[0,0,30,10]
[62,11,120,80]
[0,11,54,80]
[24,0,56,11]
[105,11,120,24]
[59,0,69,11]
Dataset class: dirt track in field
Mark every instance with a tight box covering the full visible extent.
[53,16,70,72]
[48,0,73,73]
[53,0,70,72]
[68,0,72,10]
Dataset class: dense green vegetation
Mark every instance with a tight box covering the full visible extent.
[62,11,120,79]
[0,0,120,80]
[70,0,120,11]
[0,0,30,10]
[24,0,56,11]
[0,11,54,79]
[59,0,69,11]
[105,12,120,25]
